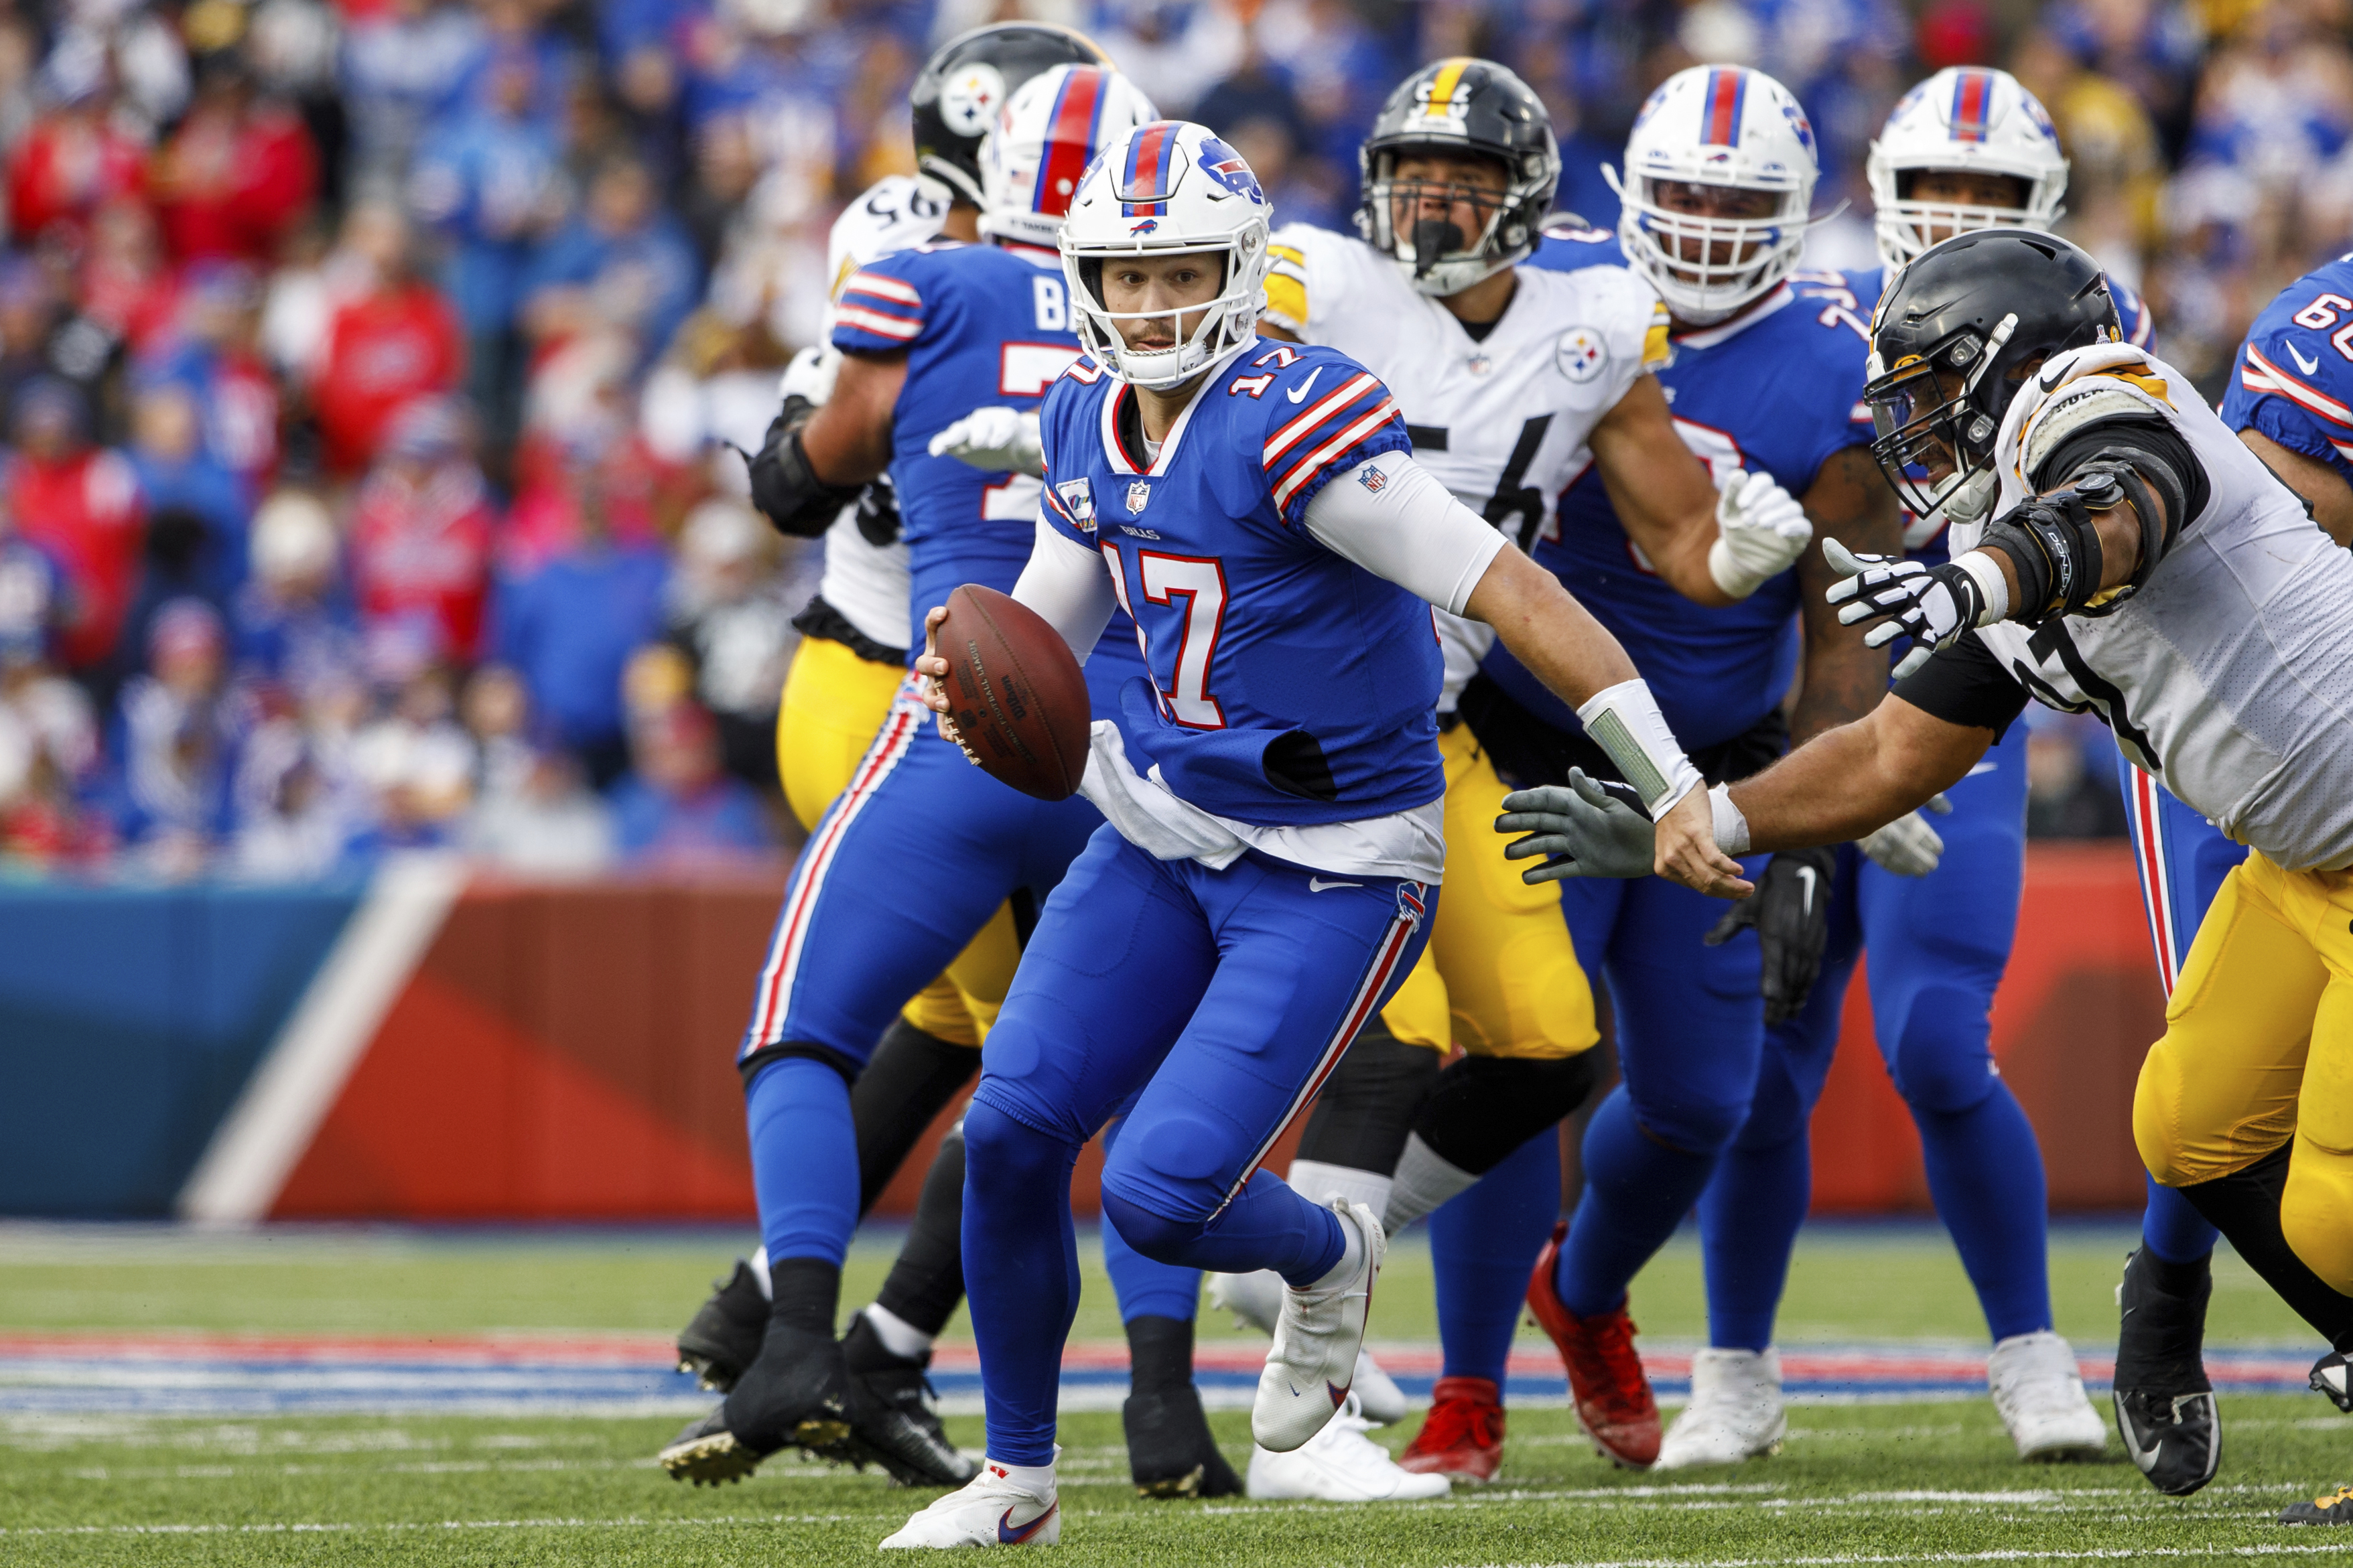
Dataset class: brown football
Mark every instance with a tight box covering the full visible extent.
[934,583,1091,802]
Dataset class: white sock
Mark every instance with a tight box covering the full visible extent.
[748,1246,772,1300]
[1306,1207,1367,1290]
[1382,1133,1479,1234]
[863,1302,936,1360]
[980,1447,1059,1492]
[1285,1159,1394,1220]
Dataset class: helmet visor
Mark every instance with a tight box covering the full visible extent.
[1863,358,1982,517]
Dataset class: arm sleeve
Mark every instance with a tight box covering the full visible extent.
[1300,449,1507,615]
[1012,516,1118,664]
[1889,629,2032,738]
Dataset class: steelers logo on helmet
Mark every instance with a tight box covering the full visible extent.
[1555,326,1609,383]
[939,63,1006,137]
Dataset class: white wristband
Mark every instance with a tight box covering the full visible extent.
[1576,678,1704,821]
[1955,549,2011,624]
[1709,783,1750,855]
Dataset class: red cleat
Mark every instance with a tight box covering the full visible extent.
[1398,1376,1505,1483]
[1526,1220,1660,1468]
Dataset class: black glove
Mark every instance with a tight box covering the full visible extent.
[854,475,902,547]
[1704,844,1836,1025]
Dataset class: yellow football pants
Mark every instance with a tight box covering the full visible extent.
[2135,849,2353,1294]
[1378,723,1601,1060]
[775,634,1017,1049]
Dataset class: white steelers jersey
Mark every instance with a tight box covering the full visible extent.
[1957,341,2353,870]
[1264,222,1669,709]
[812,174,949,654]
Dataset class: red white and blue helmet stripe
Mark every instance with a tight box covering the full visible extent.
[1120,120,1183,217]
[1030,66,1110,221]
[1699,68,1749,147]
[1948,68,1994,143]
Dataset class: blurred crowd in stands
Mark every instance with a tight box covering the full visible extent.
[0,0,2337,879]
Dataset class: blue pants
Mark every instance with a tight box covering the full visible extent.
[1696,722,2056,1348]
[964,827,1434,1462]
[2119,751,2244,1263]
[1546,853,1768,1317]
[738,686,1105,1270]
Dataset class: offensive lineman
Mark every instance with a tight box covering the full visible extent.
[1501,227,2353,1526]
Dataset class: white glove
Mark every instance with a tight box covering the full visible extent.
[929,406,1045,477]
[1824,538,2007,679]
[1708,468,1814,599]
[1857,793,1953,876]
[779,345,839,407]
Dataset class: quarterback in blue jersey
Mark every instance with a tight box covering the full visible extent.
[658,64,1170,1492]
[880,120,1737,1551]
[1470,64,1903,1468]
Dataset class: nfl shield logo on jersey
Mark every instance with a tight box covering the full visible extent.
[1556,328,1609,383]
[1057,478,1095,530]
[1126,479,1152,514]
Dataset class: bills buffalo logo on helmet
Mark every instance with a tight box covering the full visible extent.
[1129,218,1159,234]
[1197,137,1266,203]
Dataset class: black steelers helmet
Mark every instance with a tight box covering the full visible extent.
[1355,58,1559,296]
[1863,228,2122,518]
[910,23,1107,209]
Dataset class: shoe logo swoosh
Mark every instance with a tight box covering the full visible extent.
[1286,367,1324,404]
[2289,342,2322,376]
[1308,877,1362,892]
[998,1501,1056,1544]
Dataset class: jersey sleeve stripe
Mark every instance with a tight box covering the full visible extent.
[834,304,922,340]
[2243,346,2353,429]
[842,273,921,307]
[1262,372,1383,465]
[1270,395,1403,511]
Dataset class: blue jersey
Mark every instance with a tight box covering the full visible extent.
[1490,230,1872,750]
[1798,265,2157,564]
[833,238,1145,706]
[1036,340,1440,828]
[2218,252,2353,492]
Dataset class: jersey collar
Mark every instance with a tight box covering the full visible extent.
[1099,340,1254,478]
[1669,283,1794,351]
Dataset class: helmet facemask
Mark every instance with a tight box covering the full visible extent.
[1873,167,2064,269]
[1359,145,1543,296]
[1862,313,2019,518]
[1609,168,1813,326]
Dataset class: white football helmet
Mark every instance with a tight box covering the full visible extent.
[980,64,1158,250]
[1061,120,1272,390]
[1609,65,1821,326]
[1867,67,2068,269]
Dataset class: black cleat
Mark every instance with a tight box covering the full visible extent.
[2312,1351,2353,1413]
[1122,1383,1242,1500]
[2112,1247,2220,1497]
[842,1312,978,1488]
[675,1259,768,1393]
[659,1322,858,1485]
[2281,1484,2353,1524]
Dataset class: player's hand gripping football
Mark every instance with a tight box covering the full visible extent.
[914,605,972,755]
[1824,539,1990,679]
[1705,845,1836,1024]
[928,407,1045,478]
[1708,468,1814,599]
[1497,770,1753,898]
[1857,792,1953,876]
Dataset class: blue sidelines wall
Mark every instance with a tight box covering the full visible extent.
[0,881,364,1216]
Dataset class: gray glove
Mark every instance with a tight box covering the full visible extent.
[1857,793,1952,876]
[1496,768,1657,881]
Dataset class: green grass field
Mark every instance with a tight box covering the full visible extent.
[1,1222,2348,1566]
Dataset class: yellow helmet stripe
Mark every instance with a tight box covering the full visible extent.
[1426,58,1473,113]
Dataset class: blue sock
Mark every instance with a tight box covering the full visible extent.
[1100,1169,1344,1285]
[2141,1171,2219,1263]
[1698,1127,1808,1353]
[962,1102,1082,1466]
[1915,1081,2051,1342]
[1098,1117,1203,1322]
[1554,1086,1718,1318]
[1430,1127,1559,1386]
[747,1058,860,1269]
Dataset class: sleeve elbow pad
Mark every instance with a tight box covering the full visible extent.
[749,399,863,539]
[2029,416,2207,594]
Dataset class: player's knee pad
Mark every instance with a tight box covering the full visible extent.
[1416,1050,1601,1176]
[1293,1017,1442,1173]
[2133,1031,2210,1189]
[961,1100,1077,1202]
[1097,1188,1206,1267]
[2283,1138,2353,1296]
[1885,987,1999,1118]
[1627,1088,1751,1159]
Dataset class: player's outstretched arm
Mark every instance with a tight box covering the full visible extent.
[1587,376,1813,608]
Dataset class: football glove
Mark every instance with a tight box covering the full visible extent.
[1824,538,1993,678]
[1704,844,1836,1025]
[1857,793,1952,877]
[928,406,1045,478]
[1708,468,1814,599]
[1495,769,1656,882]
[779,344,839,406]
[854,475,902,547]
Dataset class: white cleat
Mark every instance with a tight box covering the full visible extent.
[1246,1393,1451,1500]
[1654,1347,1786,1471]
[1252,1200,1386,1454]
[879,1457,1061,1549]
[1214,1267,1406,1426]
[1989,1330,2108,1461]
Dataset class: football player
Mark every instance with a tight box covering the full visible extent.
[1195,56,1812,1489]
[1500,227,2353,1526]
[1658,66,2129,1472]
[880,121,1737,1551]
[659,62,1163,1490]
[1475,64,1903,1470]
